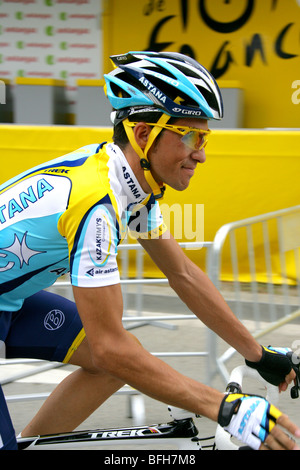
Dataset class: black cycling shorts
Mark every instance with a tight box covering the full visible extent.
[1,290,85,364]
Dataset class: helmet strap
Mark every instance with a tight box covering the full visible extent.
[123,112,171,199]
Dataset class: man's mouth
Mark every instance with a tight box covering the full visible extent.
[182,166,196,176]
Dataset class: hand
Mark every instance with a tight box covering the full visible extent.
[259,413,300,450]
[218,393,300,450]
[279,368,296,393]
[246,346,295,390]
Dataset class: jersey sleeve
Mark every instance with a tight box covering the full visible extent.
[69,199,120,288]
[127,194,167,240]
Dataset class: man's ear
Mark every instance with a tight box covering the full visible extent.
[133,122,151,150]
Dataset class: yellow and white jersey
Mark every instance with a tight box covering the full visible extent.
[0,142,167,312]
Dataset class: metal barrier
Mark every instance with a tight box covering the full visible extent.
[206,205,300,385]
[3,204,300,413]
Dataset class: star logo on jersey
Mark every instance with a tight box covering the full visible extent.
[0,232,45,271]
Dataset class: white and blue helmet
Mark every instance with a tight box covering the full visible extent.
[104,51,223,123]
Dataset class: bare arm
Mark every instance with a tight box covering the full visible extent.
[72,283,223,421]
[139,231,262,362]
[72,254,299,449]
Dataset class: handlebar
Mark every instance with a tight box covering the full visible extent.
[286,351,300,399]
[226,365,279,403]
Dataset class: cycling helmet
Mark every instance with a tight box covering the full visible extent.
[104,51,223,121]
[104,51,223,198]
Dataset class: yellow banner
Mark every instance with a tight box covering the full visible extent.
[1,125,300,283]
[102,0,300,128]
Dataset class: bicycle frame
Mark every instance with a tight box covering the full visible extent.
[17,417,214,450]
[15,366,278,451]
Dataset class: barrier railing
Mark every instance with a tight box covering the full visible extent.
[3,205,300,413]
[206,205,300,384]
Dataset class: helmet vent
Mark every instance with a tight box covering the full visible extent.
[143,65,177,80]
[169,62,200,80]
[110,81,131,99]
[197,86,219,112]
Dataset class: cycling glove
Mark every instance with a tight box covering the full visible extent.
[218,392,282,450]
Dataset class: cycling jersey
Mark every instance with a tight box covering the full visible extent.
[0,142,167,312]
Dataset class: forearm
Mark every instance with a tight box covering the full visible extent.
[169,261,262,362]
[139,235,262,362]
[94,330,223,421]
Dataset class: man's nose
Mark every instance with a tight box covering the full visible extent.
[191,148,206,163]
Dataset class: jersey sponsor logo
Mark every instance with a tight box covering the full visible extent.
[44,309,65,331]
[43,168,70,175]
[122,166,141,199]
[94,213,110,263]
[0,232,45,272]
[0,178,54,224]
[85,206,116,269]
[85,266,118,277]
[0,175,71,231]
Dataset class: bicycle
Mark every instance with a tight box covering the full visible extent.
[16,351,300,451]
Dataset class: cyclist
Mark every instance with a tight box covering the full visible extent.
[0,51,299,450]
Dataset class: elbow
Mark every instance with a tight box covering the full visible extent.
[168,270,194,296]
[88,331,139,378]
[168,262,203,303]
[87,331,144,384]
[89,342,120,375]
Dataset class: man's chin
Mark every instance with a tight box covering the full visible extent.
[168,181,190,192]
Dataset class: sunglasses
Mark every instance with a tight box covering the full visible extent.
[126,121,211,151]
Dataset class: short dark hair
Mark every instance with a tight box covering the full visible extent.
[113,111,175,150]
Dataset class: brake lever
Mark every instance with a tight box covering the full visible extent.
[287,351,300,399]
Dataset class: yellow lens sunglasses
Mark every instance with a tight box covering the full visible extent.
[126,121,211,151]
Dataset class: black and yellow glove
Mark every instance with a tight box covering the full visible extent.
[245,346,292,386]
[218,392,282,450]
